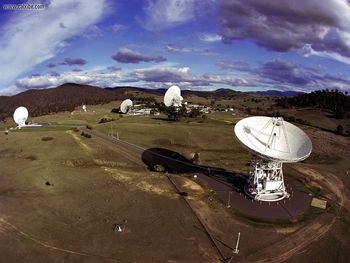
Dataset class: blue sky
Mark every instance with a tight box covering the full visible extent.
[1,0,350,95]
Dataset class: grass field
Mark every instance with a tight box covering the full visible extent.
[1,100,350,262]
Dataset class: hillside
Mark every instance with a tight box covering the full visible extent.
[0,84,129,121]
[0,85,245,121]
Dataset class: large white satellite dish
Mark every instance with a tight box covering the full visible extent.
[120,99,133,114]
[234,116,312,201]
[164,85,183,107]
[13,106,28,128]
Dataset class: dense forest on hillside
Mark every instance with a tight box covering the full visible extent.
[277,89,350,119]
[0,84,131,121]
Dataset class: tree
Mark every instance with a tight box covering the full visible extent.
[336,124,344,135]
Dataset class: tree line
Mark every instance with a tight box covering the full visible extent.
[276,89,349,119]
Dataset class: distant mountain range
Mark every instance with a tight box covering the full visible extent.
[0,83,299,121]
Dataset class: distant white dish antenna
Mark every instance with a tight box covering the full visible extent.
[164,85,183,107]
[13,106,28,128]
[82,105,87,112]
[234,116,312,201]
[120,99,133,114]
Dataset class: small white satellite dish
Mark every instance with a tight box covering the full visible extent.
[82,105,87,112]
[120,99,133,114]
[13,106,28,128]
[164,85,183,107]
[234,116,312,201]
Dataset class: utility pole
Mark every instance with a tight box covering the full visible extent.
[233,232,240,254]
[227,191,232,208]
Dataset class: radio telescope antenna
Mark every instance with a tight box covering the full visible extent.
[164,85,183,107]
[120,99,133,114]
[13,106,28,129]
[234,116,312,201]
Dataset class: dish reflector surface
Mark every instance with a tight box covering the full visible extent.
[120,99,133,113]
[164,85,183,107]
[234,116,312,162]
[13,106,28,126]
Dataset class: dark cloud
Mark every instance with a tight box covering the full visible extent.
[47,63,56,68]
[72,68,83,72]
[216,60,251,72]
[257,59,311,85]
[112,48,167,64]
[130,67,248,87]
[31,73,41,77]
[59,22,66,29]
[61,57,87,66]
[107,66,121,72]
[218,0,350,57]
[49,71,60,77]
[253,59,350,91]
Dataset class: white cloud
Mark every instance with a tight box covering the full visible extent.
[0,0,108,88]
[301,44,350,65]
[164,44,216,56]
[15,69,123,91]
[142,0,196,30]
[199,33,222,42]
[111,23,126,32]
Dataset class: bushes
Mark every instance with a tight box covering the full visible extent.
[99,116,114,124]
[41,136,54,141]
[81,132,92,138]
[86,125,93,129]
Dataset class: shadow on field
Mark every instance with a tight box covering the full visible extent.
[141,147,247,192]
[151,117,176,122]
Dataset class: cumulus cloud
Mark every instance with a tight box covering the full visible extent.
[142,0,196,30]
[129,66,249,87]
[199,33,222,42]
[112,48,167,64]
[258,59,311,86]
[60,57,87,66]
[111,23,126,32]
[254,59,350,91]
[49,71,60,77]
[47,63,57,68]
[0,0,107,87]
[15,70,123,90]
[164,44,215,56]
[218,0,350,64]
[81,25,104,38]
[107,66,122,72]
[216,60,251,72]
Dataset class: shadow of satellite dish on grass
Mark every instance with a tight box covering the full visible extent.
[141,147,247,192]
